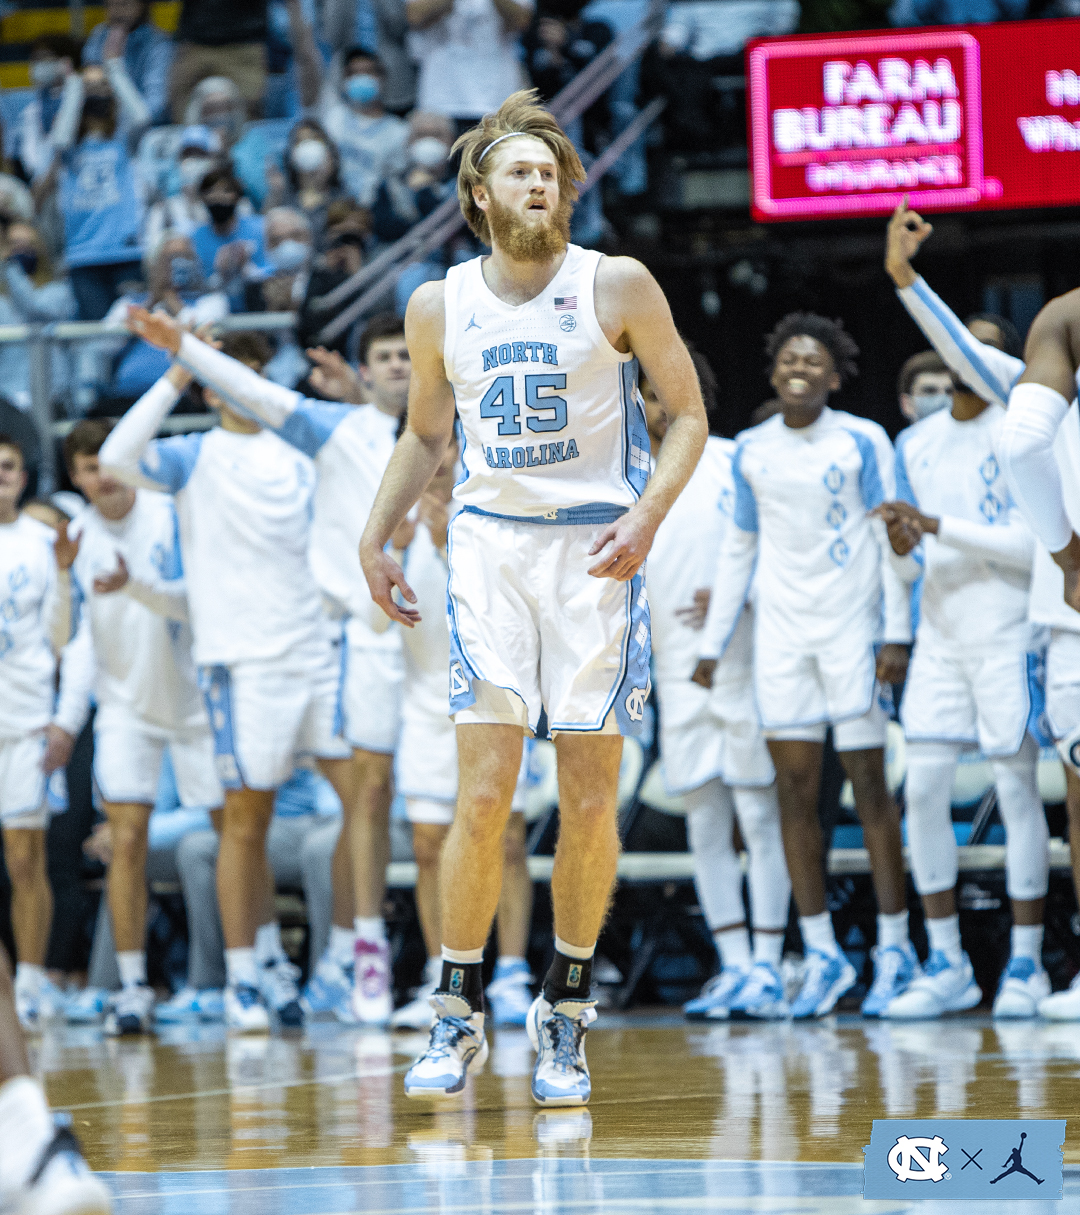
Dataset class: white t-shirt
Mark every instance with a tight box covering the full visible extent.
[409,0,534,118]
[316,94,408,208]
[65,492,207,731]
[700,407,911,659]
[648,436,753,686]
[99,379,325,667]
[0,514,60,738]
[894,404,1034,653]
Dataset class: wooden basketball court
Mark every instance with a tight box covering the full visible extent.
[35,1011,1080,1213]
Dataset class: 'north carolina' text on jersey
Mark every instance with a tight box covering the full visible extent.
[443,245,650,521]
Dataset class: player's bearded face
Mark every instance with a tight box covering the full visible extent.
[486,190,571,262]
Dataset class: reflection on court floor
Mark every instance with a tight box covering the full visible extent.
[35,1012,1080,1213]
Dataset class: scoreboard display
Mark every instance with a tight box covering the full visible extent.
[746,18,1080,221]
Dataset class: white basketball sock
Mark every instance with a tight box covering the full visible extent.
[715,926,751,972]
[225,947,258,989]
[355,917,387,944]
[327,925,356,968]
[799,911,839,956]
[753,932,784,967]
[877,910,910,950]
[0,1076,53,1191]
[926,915,963,965]
[254,922,285,966]
[117,950,147,989]
[1011,923,1044,963]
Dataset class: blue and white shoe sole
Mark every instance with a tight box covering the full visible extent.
[531,1075,591,1108]
[404,1039,489,1099]
[792,968,857,1020]
[730,997,788,1021]
[883,981,982,1020]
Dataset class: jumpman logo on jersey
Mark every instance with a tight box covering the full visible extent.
[990,1133,1044,1186]
[465,314,481,332]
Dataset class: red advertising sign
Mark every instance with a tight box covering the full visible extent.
[747,18,1080,221]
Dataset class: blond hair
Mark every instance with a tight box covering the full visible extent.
[452,90,585,245]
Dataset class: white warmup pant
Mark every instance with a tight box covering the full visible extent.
[683,778,791,932]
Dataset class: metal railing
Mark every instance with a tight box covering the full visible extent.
[312,0,667,344]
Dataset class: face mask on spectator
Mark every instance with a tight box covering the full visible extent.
[10,250,38,277]
[291,140,329,174]
[206,200,237,224]
[912,391,952,420]
[268,239,310,274]
[409,137,449,170]
[344,75,380,106]
[31,60,61,89]
[170,256,200,289]
[179,157,214,190]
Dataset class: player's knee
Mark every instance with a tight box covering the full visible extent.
[3,835,41,888]
[412,826,445,868]
[559,790,617,837]
[223,814,271,852]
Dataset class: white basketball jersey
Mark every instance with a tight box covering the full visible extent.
[442,244,651,521]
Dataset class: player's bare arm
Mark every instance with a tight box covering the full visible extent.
[359,281,457,626]
[588,257,707,581]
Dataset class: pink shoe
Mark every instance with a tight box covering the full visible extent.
[353,938,393,1025]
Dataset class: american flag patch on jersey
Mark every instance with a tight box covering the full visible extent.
[554,296,577,311]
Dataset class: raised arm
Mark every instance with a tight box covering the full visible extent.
[886,200,1023,407]
[286,0,324,112]
[98,362,199,492]
[1001,289,1080,607]
[359,281,457,626]
[589,257,708,581]
[104,55,150,138]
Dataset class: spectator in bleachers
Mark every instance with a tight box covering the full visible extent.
[0,221,76,415]
[295,199,368,349]
[406,0,534,129]
[889,0,1025,21]
[180,78,273,207]
[82,0,174,126]
[288,1,409,208]
[94,231,229,406]
[246,205,312,309]
[323,0,417,115]
[141,126,224,260]
[0,126,33,231]
[169,0,270,121]
[658,0,799,150]
[523,3,612,107]
[18,36,82,181]
[263,120,347,244]
[191,167,270,308]
[371,111,454,244]
[42,64,149,320]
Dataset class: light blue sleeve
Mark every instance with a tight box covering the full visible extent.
[276,399,353,458]
[731,442,758,533]
[894,430,918,507]
[845,428,885,511]
[149,501,184,580]
[138,433,204,494]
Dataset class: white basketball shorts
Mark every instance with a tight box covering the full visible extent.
[755,633,888,750]
[445,509,651,737]
[0,733,49,828]
[340,617,404,754]
[200,638,350,792]
[1045,628,1080,741]
[900,642,1030,758]
[657,676,774,794]
[92,706,223,809]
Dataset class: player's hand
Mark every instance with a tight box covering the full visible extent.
[360,541,421,627]
[53,520,79,570]
[885,198,932,289]
[874,502,928,555]
[127,304,182,354]
[102,23,127,60]
[675,587,710,630]
[41,723,74,775]
[876,643,909,685]
[587,507,657,580]
[93,553,129,594]
[83,821,113,866]
[691,658,717,689]
[306,346,364,403]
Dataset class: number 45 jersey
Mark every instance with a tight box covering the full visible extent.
[443,245,651,520]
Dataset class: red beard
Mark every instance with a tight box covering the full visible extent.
[486,194,572,262]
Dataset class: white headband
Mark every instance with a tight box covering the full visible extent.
[479,132,528,162]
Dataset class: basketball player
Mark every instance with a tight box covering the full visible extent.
[358,90,707,1104]
[98,334,353,1032]
[118,313,409,1025]
[999,286,1080,1018]
[694,315,916,1019]
[49,420,224,1035]
[388,435,537,1030]
[876,379,1050,1020]
[887,204,1080,1020]
[640,357,791,1020]
[0,435,77,1030]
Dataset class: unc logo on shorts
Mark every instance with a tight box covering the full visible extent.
[559,314,577,332]
[624,685,649,722]
[888,1136,949,1183]
[450,662,470,698]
